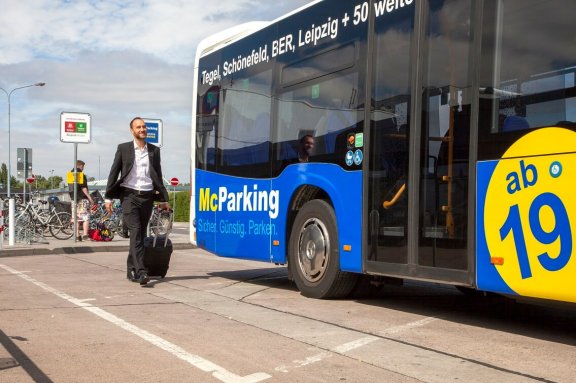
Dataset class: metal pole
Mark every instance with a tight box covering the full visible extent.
[73,143,78,242]
[7,93,11,198]
[173,185,177,215]
[22,150,27,204]
[8,199,14,246]
[7,89,13,246]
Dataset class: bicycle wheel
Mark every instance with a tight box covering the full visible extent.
[151,211,171,236]
[35,210,52,237]
[49,212,74,239]
[15,209,33,228]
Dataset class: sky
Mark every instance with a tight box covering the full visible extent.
[0,0,314,186]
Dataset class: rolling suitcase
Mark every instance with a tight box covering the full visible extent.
[143,209,173,278]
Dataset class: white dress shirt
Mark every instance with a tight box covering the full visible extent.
[120,140,154,191]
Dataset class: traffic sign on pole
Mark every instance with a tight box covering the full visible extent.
[144,118,163,147]
[170,177,179,186]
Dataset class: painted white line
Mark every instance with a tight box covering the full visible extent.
[380,317,438,335]
[0,264,271,383]
[275,352,332,373]
[275,336,379,373]
[77,298,96,302]
[331,336,379,353]
[273,319,436,373]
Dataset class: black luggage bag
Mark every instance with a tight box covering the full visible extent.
[143,235,173,278]
[143,209,173,278]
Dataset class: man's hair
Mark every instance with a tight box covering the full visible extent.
[76,160,85,166]
[130,116,144,129]
[300,134,314,144]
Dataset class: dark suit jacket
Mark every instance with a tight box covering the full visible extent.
[105,141,169,202]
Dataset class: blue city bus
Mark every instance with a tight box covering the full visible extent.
[191,0,576,302]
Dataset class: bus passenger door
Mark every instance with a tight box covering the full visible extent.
[366,2,415,268]
[366,0,474,284]
[416,0,473,275]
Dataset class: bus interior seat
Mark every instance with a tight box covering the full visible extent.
[556,120,576,128]
[502,115,529,131]
[279,140,298,161]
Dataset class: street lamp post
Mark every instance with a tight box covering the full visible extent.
[0,82,45,246]
[0,82,46,198]
[50,169,55,190]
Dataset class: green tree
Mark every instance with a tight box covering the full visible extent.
[49,176,63,190]
[10,176,22,189]
[33,175,48,189]
[0,163,6,188]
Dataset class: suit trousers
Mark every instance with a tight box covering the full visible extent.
[122,192,154,276]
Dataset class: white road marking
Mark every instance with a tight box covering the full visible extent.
[275,336,379,373]
[0,264,271,383]
[331,336,379,353]
[275,352,332,373]
[380,317,438,335]
[272,320,436,373]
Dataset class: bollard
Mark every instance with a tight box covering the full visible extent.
[8,198,15,246]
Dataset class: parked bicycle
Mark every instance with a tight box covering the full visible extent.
[14,194,74,240]
[87,193,124,239]
[149,205,173,236]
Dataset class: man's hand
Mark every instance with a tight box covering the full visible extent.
[159,202,171,211]
[104,201,113,214]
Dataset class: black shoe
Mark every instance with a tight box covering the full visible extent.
[138,273,150,286]
[127,269,138,282]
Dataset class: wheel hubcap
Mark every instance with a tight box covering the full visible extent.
[298,218,329,283]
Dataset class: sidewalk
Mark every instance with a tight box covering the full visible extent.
[0,222,195,257]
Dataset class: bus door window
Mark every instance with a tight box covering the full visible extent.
[367,2,415,265]
[417,0,473,270]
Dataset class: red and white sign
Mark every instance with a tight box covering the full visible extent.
[26,174,36,184]
[169,177,179,186]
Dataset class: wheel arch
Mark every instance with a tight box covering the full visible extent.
[272,165,363,273]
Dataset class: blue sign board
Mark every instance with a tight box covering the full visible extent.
[144,118,163,147]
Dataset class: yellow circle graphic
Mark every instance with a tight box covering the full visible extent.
[484,128,576,302]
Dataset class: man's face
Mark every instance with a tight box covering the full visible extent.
[131,119,147,140]
[302,136,314,155]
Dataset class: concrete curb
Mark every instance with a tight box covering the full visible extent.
[0,243,196,258]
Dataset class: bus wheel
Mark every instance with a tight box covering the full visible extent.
[289,199,357,299]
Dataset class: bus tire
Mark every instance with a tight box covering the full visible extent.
[289,199,358,299]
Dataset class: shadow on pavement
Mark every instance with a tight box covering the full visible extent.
[0,330,54,382]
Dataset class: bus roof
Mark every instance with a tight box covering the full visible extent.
[194,0,322,62]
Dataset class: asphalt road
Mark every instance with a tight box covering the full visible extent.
[0,248,575,383]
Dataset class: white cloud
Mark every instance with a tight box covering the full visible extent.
[0,0,314,65]
[0,0,315,185]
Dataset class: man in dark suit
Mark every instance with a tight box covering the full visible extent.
[104,117,170,286]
